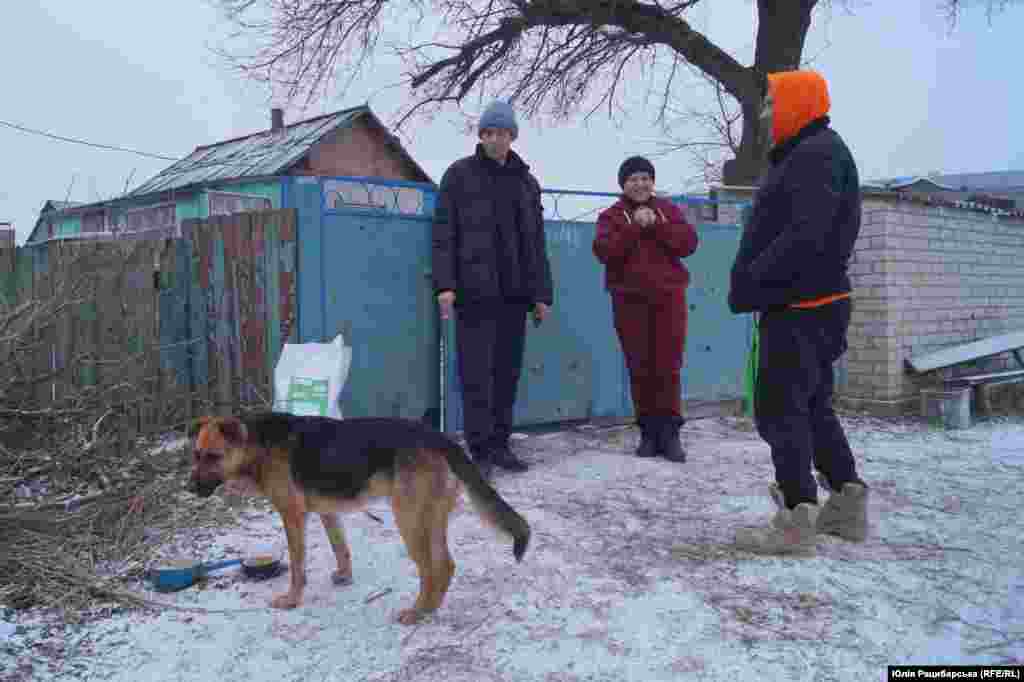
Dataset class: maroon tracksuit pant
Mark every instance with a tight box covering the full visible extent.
[611,290,688,418]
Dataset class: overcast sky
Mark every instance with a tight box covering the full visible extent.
[2,0,1022,242]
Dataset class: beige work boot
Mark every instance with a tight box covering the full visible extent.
[815,474,869,542]
[736,484,819,556]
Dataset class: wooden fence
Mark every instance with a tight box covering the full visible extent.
[185,210,298,415]
[0,209,298,439]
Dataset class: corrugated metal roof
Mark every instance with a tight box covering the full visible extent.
[128,106,368,196]
[43,200,84,212]
[862,187,1024,218]
[867,171,1024,193]
[934,170,1024,192]
[864,176,958,191]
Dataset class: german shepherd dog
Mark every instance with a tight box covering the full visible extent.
[187,412,530,624]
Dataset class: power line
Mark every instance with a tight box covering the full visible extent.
[0,116,309,178]
[0,118,181,162]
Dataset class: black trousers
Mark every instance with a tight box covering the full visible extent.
[455,302,530,454]
[754,299,861,508]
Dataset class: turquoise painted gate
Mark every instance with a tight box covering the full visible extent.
[287,177,751,434]
[438,194,752,433]
[682,219,752,402]
[291,176,440,421]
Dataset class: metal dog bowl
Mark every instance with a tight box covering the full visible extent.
[241,555,286,580]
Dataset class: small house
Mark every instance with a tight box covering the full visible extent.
[26,105,434,244]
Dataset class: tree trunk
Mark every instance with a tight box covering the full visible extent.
[722,0,819,186]
[722,95,768,186]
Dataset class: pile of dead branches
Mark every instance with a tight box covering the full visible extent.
[0,242,234,615]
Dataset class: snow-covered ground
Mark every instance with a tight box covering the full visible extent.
[3,414,1023,681]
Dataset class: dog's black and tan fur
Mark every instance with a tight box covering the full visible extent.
[187,412,530,624]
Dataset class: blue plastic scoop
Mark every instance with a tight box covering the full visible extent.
[149,556,283,592]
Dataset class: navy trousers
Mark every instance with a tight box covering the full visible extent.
[754,299,862,508]
[455,302,531,454]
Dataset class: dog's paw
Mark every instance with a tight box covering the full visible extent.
[270,592,301,609]
[396,608,425,625]
[331,570,353,587]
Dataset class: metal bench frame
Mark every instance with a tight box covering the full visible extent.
[906,331,1024,416]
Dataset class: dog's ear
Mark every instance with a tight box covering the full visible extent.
[188,416,211,440]
[217,418,248,445]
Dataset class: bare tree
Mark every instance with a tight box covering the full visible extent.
[214,0,1018,186]
[942,0,1014,25]
[654,69,742,189]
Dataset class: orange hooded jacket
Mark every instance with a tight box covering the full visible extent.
[727,70,862,314]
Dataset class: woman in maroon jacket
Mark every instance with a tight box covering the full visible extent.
[593,157,699,461]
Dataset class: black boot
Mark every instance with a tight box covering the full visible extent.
[636,417,658,458]
[658,416,687,463]
[490,440,529,473]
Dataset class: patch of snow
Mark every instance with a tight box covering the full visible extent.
[4,415,1024,681]
[147,436,189,456]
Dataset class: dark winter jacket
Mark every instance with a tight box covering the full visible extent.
[728,117,861,314]
[593,195,699,297]
[431,145,554,306]
[728,68,861,314]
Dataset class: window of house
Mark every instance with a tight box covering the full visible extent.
[208,192,272,217]
[326,181,388,210]
[323,179,425,215]
[123,203,176,233]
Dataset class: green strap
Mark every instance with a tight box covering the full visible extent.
[744,315,759,417]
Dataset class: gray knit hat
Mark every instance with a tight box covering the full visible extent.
[478,101,518,138]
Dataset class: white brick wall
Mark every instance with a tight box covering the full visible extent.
[841,196,1024,403]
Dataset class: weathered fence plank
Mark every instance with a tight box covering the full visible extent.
[1,209,298,434]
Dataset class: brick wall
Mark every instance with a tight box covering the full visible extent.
[842,194,1024,412]
[297,118,426,181]
[715,185,1024,415]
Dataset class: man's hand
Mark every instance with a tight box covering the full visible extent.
[633,207,656,227]
[437,290,456,320]
[532,302,549,327]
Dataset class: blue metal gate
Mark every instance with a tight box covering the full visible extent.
[290,176,440,421]
[286,176,751,434]
[439,193,752,433]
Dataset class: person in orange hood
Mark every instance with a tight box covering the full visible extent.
[728,70,870,554]
[594,157,699,462]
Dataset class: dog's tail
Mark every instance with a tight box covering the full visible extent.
[441,443,530,562]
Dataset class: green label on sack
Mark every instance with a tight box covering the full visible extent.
[287,377,329,416]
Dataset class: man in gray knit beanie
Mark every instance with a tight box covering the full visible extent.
[478,100,519,140]
[432,100,553,477]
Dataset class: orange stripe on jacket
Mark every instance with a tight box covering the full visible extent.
[790,292,851,309]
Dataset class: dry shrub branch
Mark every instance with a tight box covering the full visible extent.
[0,241,233,617]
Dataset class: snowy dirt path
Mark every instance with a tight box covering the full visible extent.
[3,415,1023,681]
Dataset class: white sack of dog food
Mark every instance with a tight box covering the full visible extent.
[273,334,352,419]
